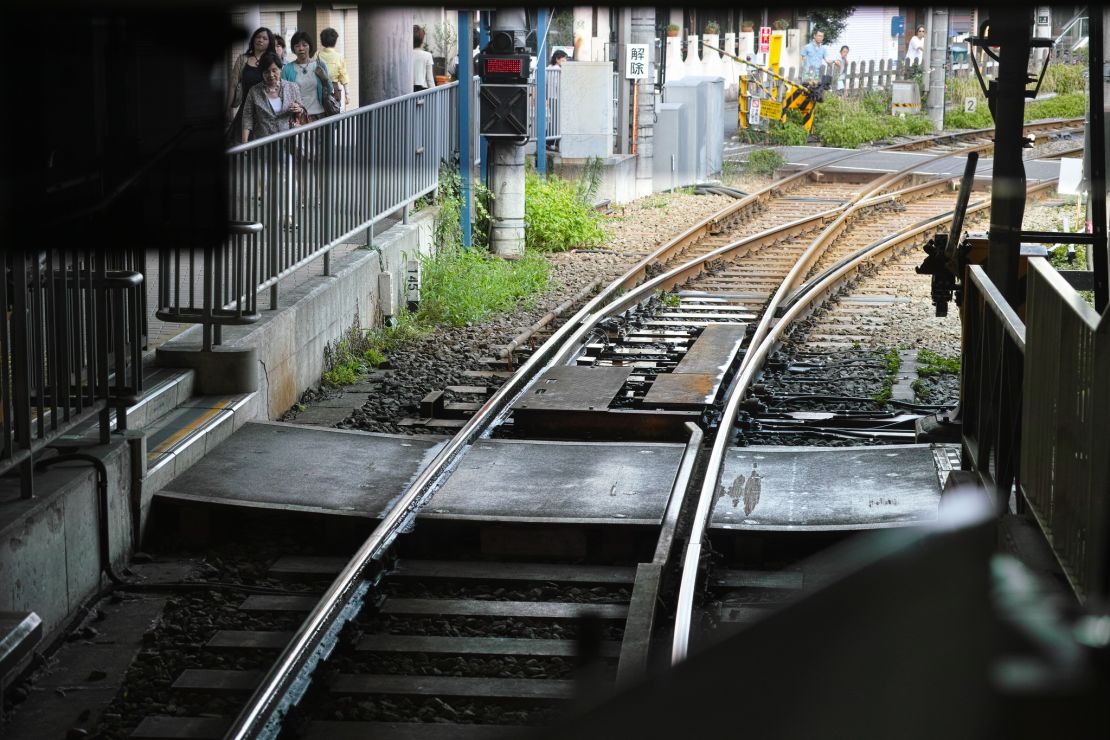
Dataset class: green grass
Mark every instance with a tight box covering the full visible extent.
[917,349,960,376]
[746,148,785,175]
[912,378,933,402]
[1024,92,1086,121]
[524,171,606,252]
[418,245,550,327]
[872,348,902,402]
[813,93,933,148]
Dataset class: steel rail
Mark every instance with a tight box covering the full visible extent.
[228,118,1081,737]
[669,173,1060,664]
[669,140,995,664]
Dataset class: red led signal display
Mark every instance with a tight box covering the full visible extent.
[486,58,522,75]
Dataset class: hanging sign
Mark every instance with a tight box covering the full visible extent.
[748,98,762,125]
[759,27,772,54]
[625,44,649,78]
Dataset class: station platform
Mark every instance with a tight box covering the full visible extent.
[155,423,946,532]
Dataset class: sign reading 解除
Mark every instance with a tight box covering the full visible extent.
[625,44,649,79]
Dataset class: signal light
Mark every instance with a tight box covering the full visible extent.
[486,57,522,75]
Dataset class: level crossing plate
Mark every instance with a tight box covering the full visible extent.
[710,444,941,531]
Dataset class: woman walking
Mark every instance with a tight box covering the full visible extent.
[412,26,435,92]
[282,30,331,121]
[241,53,306,229]
[240,52,305,142]
[226,27,276,144]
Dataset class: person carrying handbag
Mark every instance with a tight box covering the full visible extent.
[283,31,338,120]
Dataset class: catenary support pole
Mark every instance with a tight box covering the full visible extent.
[925,8,949,130]
[536,7,548,175]
[458,9,473,249]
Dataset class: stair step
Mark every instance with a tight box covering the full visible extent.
[130,716,230,739]
[205,630,293,649]
[381,598,627,620]
[330,673,577,700]
[356,634,620,658]
[304,722,523,740]
[172,669,261,693]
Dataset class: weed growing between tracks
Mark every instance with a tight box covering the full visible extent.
[913,349,961,403]
[746,148,786,175]
[813,92,933,148]
[871,347,902,402]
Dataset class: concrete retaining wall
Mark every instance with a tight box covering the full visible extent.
[0,440,135,643]
[158,208,437,420]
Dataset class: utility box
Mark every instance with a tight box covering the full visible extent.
[663,76,724,180]
[891,81,921,115]
[558,61,614,158]
[654,101,694,191]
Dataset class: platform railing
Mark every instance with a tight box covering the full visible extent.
[156,82,461,342]
[527,67,562,142]
[1020,258,1109,601]
[1,249,145,499]
[961,265,1026,506]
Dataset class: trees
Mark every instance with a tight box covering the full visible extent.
[808,7,855,43]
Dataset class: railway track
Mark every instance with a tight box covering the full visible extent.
[126,121,1080,739]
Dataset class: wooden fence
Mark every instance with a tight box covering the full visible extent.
[754,58,1001,96]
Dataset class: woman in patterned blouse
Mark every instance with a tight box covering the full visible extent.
[241,53,306,143]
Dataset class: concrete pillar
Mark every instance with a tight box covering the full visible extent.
[925,8,949,130]
[488,143,525,258]
[573,6,592,60]
[702,33,722,78]
[684,35,702,77]
[359,7,413,103]
[665,36,685,83]
[723,32,739,98]
[632,6,655,197]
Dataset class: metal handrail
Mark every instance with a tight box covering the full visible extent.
[1,250,145,498]
[159,83,466,346]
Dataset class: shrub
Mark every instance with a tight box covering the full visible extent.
[1024,92,1086,121]
[746,148,785,175]
[524,171,605,252]
[434,161,492,251]
[813,91,933,147]
[1041,62,1086,96]
[418,244,550,326]
[944,107,993,129]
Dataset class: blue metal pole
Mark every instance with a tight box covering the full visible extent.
[458,10,473,249]
[479,12,490,184]
[536,7,548,175]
